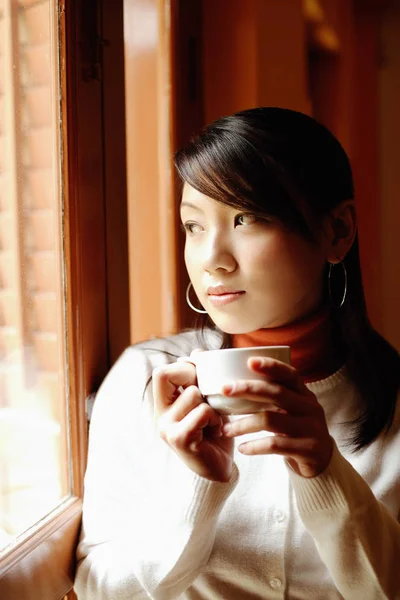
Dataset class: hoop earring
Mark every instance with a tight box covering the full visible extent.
[186,282,208,314]
[328,261,347,308]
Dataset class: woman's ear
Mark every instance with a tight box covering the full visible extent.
[324,200,357,263]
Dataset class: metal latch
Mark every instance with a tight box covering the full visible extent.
[85,393,97,424]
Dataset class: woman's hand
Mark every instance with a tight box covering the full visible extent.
[221,357,333,478]
[153,350,234,483]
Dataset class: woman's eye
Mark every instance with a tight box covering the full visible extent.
[235,213,258,227]
[181,222,202,234]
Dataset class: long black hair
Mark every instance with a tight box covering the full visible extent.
[172,106,399,451]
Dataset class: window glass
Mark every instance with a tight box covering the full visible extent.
[0,0,70,552]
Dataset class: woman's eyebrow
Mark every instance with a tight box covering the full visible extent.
[180,201,204,213]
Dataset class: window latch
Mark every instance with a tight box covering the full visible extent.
[85,393,97,424]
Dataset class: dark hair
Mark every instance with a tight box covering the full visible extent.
[172,106,399,451]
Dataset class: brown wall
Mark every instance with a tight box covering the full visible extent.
[202,0,309,124]
[199,0,386,333]
[379,0,400,350]
[124,0,179,343]
[123,0,395,343]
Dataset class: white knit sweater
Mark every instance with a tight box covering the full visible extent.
[74,329,400,600]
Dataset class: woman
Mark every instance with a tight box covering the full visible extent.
[74,107,400,599]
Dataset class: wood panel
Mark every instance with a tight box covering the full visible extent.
[378,0,400,349]
[351,2,383,330]
[124,0,178,343]
[202,0,309,124]
[173,0,204,330]
[0,499,82,599]
[101,0,130,364]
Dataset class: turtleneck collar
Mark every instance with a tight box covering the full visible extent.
[231,304,346,383]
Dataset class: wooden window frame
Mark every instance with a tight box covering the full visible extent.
[0,0,130,597]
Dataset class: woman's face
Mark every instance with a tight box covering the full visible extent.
[181,183,329,334]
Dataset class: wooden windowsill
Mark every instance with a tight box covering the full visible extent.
[0,498,82,597]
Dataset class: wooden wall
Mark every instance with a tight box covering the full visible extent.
[123,0,396,343]
[380,0,400,350]
[197,0,388,334]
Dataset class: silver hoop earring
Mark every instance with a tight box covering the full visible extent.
[328,261,347,308]
[186,282,208,314]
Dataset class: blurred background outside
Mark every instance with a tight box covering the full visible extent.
[0,0,69,550]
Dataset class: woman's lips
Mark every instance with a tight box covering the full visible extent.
[208,291,246,307]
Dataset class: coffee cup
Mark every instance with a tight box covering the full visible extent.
[183,346,291,415]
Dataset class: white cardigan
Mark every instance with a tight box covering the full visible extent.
[74,329,400,599]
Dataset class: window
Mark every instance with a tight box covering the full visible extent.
[0,0,70,553]
[0,0,129,596]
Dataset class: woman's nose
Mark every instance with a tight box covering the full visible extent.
[202,234,237,274]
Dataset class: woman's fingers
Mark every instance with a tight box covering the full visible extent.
[153,355,220,432]
[221,378,317,415]
[152,361,197,415]
[237,434,318,458]
[161,402,222,452]
[190,348,205,357]
[153,354,234,483]
[177,402,223,451]
[248,357,306,393]
[236,434,333,477]
[165,384,204,423]
[223,410,303,438]
[176,347,205,366]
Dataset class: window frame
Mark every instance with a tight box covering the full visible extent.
[0,0,130,596]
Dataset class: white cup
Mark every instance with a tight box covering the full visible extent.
[185,346,291,415]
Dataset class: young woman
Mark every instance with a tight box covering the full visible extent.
[74,107,400,599]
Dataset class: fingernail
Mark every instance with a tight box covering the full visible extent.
[222,381,235,395]
[250,358,264,368]
[222,423,231,434]
[251,357,273,369]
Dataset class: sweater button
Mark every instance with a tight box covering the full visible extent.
[273,509,286,522]
[269,578,282,589]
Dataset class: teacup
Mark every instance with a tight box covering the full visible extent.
[186,346,291,415]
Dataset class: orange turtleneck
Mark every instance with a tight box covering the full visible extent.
[231,304,346,383]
